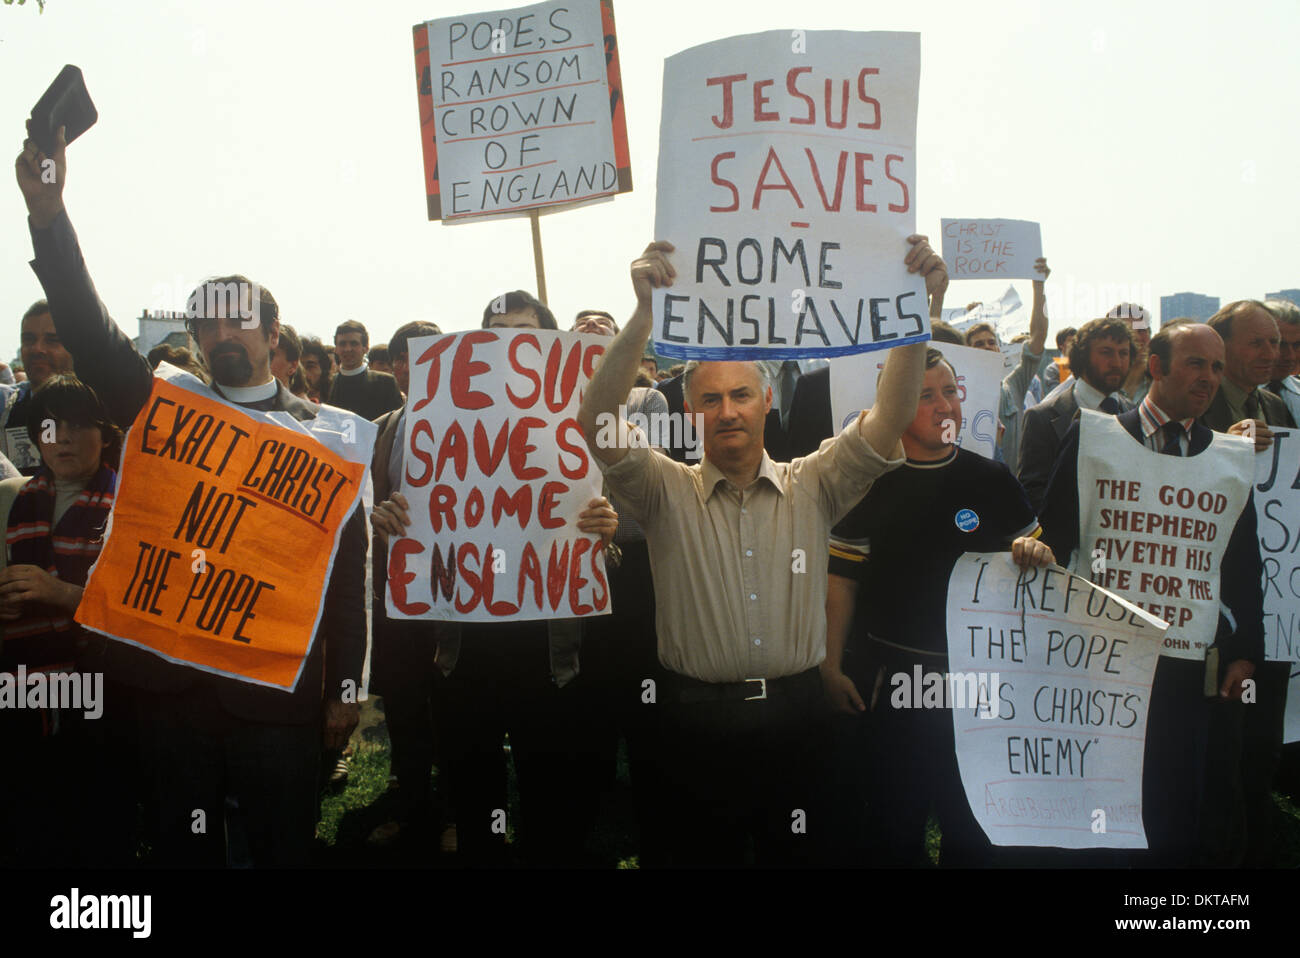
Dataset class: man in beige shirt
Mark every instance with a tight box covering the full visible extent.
[578,234,949,866]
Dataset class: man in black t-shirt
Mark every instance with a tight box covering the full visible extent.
[822,346,1054,867]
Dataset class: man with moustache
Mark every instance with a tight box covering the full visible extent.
[16,125,367,866]
[0,300,76,474]
[1017,316,1136,512]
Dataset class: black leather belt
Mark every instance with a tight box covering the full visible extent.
[673,667,820,705]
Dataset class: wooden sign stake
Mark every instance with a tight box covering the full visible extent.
[529,208,548,304]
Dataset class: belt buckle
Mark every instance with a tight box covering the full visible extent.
[743,677,767,701]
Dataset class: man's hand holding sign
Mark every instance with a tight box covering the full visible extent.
[381,328,618,622]
[18,113,372,865]
[651,30,929,360]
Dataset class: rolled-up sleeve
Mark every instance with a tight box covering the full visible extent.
[597,425,680,524]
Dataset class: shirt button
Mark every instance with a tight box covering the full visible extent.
[754,639,762,646]
[749,593,757,600]
[746,550,753,557]
[741,508,747,515]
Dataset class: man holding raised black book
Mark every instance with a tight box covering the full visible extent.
[15,122,367,867]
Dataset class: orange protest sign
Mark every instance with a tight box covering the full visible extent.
[76,375,366,690]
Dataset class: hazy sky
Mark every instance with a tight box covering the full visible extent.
[2,0,1297,360]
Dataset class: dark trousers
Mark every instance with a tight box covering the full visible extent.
[136,684,320,867]
[373,625,442,818]
[435,625,596,867]
[1,685,138,868]
[845,647,991,868]
[1241,659,1289,866]
[656,667,831,868]
[1138,657,1217,867]
[574,541,666,863]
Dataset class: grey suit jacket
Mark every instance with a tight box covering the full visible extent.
[1017,383,1081,513]
[1017,383,1133,513]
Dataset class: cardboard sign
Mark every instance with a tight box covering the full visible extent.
[947,553,1166,849]
[828,342,1003,459]
[941,219,1043,281]
[76,366,372,691]
[1075,410,1253,660]
[651,30,927,360]
[387,330,610,622]
[412,0,632,221]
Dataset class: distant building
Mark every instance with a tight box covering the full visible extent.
[134,310,194,356]
[1160,292,1219,326]
[1266,289,1300,307]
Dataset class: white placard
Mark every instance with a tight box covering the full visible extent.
[387,330,610,621]
[652,30,927,360]
[1255,429,1300,664]
[829,342,1004,459]
[1075,410,1253,660]
[941,218,1043,281]
[426,0,618,220]
[947,552,1166,848]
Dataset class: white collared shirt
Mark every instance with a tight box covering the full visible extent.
[1073,377,1127,413]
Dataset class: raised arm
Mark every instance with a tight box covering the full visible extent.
[578,241,675,466]
[16,124,154,427]
[1028,257,1050,356]
[858,235,947,458]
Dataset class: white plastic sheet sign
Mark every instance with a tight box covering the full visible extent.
[947,552,1166,849]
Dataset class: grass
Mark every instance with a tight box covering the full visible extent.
[315,705,1300,868]
[316,742,393,847]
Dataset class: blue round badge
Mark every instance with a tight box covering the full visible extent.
[955,508,980,532]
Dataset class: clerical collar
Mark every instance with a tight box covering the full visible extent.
[339,362,368,377]
[218,378,279,403]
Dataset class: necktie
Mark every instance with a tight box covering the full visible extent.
[1098,396,1121,415]
[1244,391,1261,421]
[1160,421,1184,456]
[779,360,799,429]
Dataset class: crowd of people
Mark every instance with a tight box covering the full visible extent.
[2,123,1297,870]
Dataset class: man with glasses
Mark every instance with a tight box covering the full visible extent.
[16,124,367,866]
